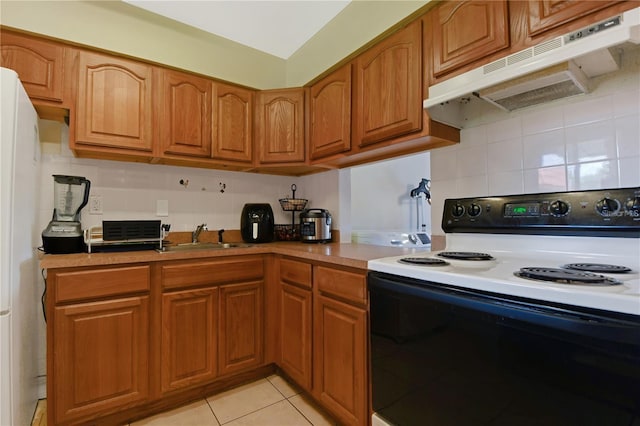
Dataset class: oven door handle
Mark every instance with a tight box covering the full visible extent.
[369,273,640,345]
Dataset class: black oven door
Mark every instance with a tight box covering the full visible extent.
[369,271,640,426]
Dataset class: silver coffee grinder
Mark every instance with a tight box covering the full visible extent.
[42,175,91,254]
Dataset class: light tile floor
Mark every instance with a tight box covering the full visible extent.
[130,374,337,426]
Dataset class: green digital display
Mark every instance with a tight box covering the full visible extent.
[505,202,540,217]
[513,207,527,214]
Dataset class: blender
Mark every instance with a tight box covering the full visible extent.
[42,175,91,254]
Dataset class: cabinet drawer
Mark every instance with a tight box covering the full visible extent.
[55,265,150,303]
[314,266,366,305]
[162,257,264,290]
[280,258,312,289]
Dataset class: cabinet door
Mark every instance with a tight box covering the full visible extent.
[280,283,312,390]
[212,82,254,162]
[161,288,218,393]
[314,294,367,426]
[354,20,422,147]
[528,1,622,37]
[256,88,305,164]
[432,1,509,77]
[160,69,212,157]
[309,64,352,160]
[0,31,65,103]
[53,296,149,424]
[219,281,264,375]
[76,51,153,151]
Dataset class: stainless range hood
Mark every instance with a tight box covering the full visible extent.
[424,7,640,129]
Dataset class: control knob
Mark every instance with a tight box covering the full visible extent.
[468,203,482,217]
[549,200,569,217]
[625,196,640,216]
[596,197,620,216]
[451,204,465,218]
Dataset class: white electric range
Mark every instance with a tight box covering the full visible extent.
[368,187,640,426]
[369,188,640,315]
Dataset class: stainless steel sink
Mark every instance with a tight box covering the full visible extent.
[158,242,253,252]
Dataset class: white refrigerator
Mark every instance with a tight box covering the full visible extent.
[0,68,42,426]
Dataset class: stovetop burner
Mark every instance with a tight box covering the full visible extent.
[562,263,632,273]
[399,257,450,266]
[515,267,622,286]
[437,251,495,261]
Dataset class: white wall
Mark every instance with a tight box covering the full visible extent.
[430,48,640,236]
[349,153,431,232]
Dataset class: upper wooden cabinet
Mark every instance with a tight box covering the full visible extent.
[255,88,305,164]
[528,1,623,37]
[0,30,66,105]
[353,20,423,148]
[212,82,254,163]
[159,69,212,158]
[74,51,154,152]
[309,64,352,160]
[431,1,509,78]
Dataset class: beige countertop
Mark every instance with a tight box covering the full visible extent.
[39,242,431,270]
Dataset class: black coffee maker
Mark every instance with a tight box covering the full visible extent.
[240,204,274,243]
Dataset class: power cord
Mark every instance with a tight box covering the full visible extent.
[40,269,47,323]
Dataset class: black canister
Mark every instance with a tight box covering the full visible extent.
[240,203,275,243]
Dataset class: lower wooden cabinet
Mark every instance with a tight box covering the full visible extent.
[161,287,218,393]
[313,294,368,426]
[47,254,368,425]
[53,296,150,424]
[279,282,312,389]
[219,281,264,375]
[277,257,369,426]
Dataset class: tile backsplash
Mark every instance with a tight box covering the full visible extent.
[430,48,640,235]
[37,124,332,237]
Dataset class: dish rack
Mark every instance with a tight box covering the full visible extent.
[84,221,169,253]
[276,184,307,241]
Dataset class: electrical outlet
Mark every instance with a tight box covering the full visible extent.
[89,195,103,214]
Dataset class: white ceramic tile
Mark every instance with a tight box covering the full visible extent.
[430,148,457,180]
[485,116,521,143]
[565,120,616,164]
[460,124,487,146]
[224,400,311,426]
[619,157,640,187]
[206,379,284,424]
[488,171,524,196]
[567,160,619,191]
[522,129,565,169]
[456,145,487,178]
[523,166,567,193]
[457,175,488,197]
[131,400,219,426]
[487,138,523,173]
[521,105,564,135]
[69,163,100,187]
[289,394,336,426]
[267,375,301,399]
[615,114,640,158]
[613,87,640,118]
[563,94,613,127]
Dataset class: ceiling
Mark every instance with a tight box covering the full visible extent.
[123,0,352,59]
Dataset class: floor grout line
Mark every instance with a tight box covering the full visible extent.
[285,397,315,426]
[204,397,222,426]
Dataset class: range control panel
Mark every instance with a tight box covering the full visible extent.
[442,187,640,237]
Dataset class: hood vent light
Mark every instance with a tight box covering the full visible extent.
[477,61,590,112]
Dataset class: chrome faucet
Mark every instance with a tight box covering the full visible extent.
[192,223,208,243]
